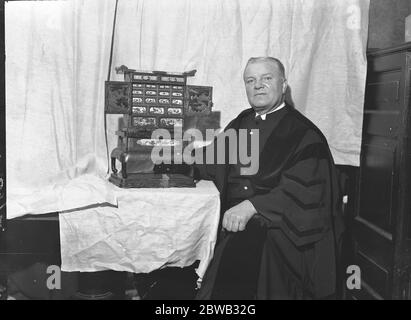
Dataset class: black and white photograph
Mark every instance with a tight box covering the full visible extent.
[0,0,411,307]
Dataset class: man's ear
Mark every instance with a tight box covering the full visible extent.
[282,79,288,94]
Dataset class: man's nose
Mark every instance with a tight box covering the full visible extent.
[254,79,264,89]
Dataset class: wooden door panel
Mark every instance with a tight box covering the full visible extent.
[367,51,404,73]
[365,80,400,111]
[353,214,393,299]
[356,251,390,298]
[352,281,384,300]
[362,112,399,138]
[352,44,411,300]
[354,217,393,269]
[358,142,396,232]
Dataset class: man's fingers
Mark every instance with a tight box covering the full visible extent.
[223,213,235,232]
[238,221,246,231]
[222,213,230,231]
[231,216,244,232]
[229,218,237,232]
[233,219,242,232]
[223,220,230,232]
[236,218,245,232]
[222,211,247,233]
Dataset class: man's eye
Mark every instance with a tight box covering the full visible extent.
[263,76,272,81]
[246,79,255,84]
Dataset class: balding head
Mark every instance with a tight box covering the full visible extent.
[243,57,286,81]
[243,56,287,114]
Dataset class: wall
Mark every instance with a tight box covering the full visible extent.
[368,0,411,49]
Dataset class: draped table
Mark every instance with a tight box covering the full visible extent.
[59,180,220,284]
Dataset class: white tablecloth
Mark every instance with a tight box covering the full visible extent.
[59,180,220,279]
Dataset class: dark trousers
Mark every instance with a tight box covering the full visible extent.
[211,218,267,300]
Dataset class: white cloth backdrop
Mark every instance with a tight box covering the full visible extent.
[6,0,369,215]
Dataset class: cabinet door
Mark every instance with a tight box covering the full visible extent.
[352,50,406,300]
[105,81,131,114]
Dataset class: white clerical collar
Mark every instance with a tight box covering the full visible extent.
[255,102,286,120]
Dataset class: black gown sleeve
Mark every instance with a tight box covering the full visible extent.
[249,130,334,247]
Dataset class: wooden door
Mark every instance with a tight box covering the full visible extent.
[351,45,411,300]
[0,0,5,232]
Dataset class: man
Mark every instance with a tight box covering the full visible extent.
[194,57,343,300]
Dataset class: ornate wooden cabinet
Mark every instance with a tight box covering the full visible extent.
[350,43,411,300]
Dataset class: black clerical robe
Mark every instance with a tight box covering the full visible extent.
[194,105,343,300]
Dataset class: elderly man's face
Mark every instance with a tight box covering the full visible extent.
[243,61,287,114]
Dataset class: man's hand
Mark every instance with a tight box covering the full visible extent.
[222,200,257,232]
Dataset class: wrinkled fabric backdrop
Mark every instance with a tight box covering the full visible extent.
[6,0,369,210]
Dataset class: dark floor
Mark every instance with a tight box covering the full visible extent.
[4,262,199,300]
